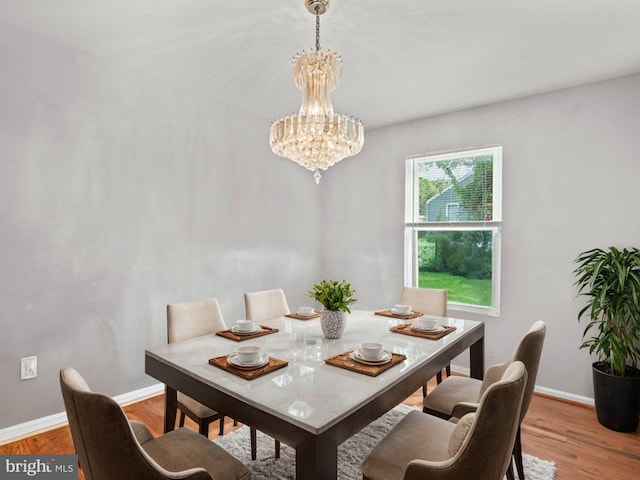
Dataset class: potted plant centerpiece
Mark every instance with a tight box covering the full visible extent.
[308,280,356,339]
[574,246,640,432]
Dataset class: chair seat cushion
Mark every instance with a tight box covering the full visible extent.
[140,428,250,480]
[177,393,219,418]
[361,410,455,480]
[423,376,482,416]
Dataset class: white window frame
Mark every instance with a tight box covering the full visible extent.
[404,146,502,316]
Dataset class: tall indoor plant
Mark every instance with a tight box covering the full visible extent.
[574,246,640,432]
[308,280,356,339]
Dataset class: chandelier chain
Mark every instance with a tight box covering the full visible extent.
[315,13,321,51]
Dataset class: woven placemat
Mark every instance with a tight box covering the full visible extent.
[325,350,406,377]
[390,322,456,340]
[215,325,279,342]
[375,309,424,320]
[285,312,321,320]
[208,355,288,380]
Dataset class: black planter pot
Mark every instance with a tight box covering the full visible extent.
[592,362,640,432]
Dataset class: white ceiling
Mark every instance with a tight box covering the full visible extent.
[3,0,640,130]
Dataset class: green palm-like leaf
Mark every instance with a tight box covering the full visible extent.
[574,247,640,376]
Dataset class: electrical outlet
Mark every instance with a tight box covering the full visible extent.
[21,356,37,380]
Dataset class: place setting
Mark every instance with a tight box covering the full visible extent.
[325,342,406,377]
[375,304,424,319]
[390,316,456,340]
[209,344,288,380]
[286,306,321,320]
[216,319,279,341]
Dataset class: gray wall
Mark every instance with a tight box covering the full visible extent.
[0,24,321,428]
[2,18,640,429]
[323,72,640,398]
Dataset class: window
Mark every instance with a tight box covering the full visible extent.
[404,146,502,315]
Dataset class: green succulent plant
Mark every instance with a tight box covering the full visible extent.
[307,280,357,313]
[574,246,640,376]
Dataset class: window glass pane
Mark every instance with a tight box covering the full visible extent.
[405,146,501,314]
[417,230,493,307]
[416,154,494,222]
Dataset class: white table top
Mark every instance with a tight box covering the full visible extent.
[145,310,483,435]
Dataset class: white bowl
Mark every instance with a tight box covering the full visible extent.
[236,319,256,332]
[359,342,384,361]
[236,345,262,364]
[392,304,412,314]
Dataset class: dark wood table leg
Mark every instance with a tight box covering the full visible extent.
[469,334,485,380]
[296,435,338,479]
[164,385,177,433]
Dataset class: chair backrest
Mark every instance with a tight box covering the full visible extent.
[406,362,527,480]
[479,321,546,422]
[244,289,290,322]
[399,286,447,316]
[167,298,226,344]
[60,368,203,480]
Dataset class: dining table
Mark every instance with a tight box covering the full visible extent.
[145,309,484,480]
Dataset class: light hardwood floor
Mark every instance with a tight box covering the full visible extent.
[2,379,639,479]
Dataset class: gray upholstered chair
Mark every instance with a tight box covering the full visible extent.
[244,288,290,321]
[423,320,546,480]
[167,298,233,437]
[243,288,287,460]
[361,361,527,480]
[59,368,250,480]
[399,286,449,390]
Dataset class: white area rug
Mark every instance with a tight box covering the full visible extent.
[214,404,556,479]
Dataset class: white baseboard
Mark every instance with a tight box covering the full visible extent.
[0,383,164,445]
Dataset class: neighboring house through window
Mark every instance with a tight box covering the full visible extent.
[404,146,502,315]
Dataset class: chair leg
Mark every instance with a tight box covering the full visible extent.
[275,439,281,459]
[178,411,186,428]
[445,364,451,377]
[250,427,257,460]
[506,459,515,480]
[514,426,525,480]
[422,383,427,397]
[233,418,238,426]
[198,420,209,438]
[436,371,443,384]
[219,416,225,435]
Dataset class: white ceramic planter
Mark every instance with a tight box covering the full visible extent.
[320,310,346,339]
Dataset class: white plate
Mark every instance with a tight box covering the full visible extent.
[227,352,269,369]
[411,324,444,333]
[296,311,316,317]
[351,350,392,365]
[390,308,413,316]
[231,325,261,335]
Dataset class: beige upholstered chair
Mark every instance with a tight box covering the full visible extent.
[244,288,290,321]
[167,298,232,437]
[243,288,287,460]
[59,368,250,480]
[423,320,546,480]
[361,361,527,480]
[399,286,449,391]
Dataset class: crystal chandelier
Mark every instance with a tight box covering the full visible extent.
[269,0,364,184]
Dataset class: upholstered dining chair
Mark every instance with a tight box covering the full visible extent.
[399,286,448,392]
[167,298,233,437]
[59,368,250,480]
[244,288,290,322]
[361,361,527,480]
[423,320,546,480]
[243,288,288,460]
